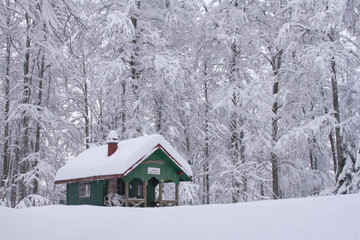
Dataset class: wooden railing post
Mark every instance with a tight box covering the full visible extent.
[143,181,147,208]
[125,181,129,207]
[159,181,163,207]
[175,183,179,206]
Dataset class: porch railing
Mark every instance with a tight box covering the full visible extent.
[127,198,145,207]
[159,200,177,207]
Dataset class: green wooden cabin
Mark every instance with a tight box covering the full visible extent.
[55,132,192,207]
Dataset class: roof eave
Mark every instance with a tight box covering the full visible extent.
[54,173,124,184]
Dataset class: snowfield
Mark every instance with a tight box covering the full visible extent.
[1,194,359,240]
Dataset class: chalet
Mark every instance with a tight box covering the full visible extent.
[54,131,192,207]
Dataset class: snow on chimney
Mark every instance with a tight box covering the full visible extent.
[106,130,119,157]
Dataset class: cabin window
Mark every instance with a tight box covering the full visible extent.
[79,182,90,198]
[137,181,143,197]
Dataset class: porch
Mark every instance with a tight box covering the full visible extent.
[105,177,179,207]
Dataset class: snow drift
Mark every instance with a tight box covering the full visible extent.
[1,194,359,240]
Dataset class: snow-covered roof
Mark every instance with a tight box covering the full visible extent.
[55,134,192,184]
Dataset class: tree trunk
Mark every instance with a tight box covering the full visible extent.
[19,13,32,201]
[121,80,126,137]
[130,0,142,134]
[230,93,240,203]
[204,79,210,205]
[321,89,337,173]
[82,57,90,149]
[309,136,318,170]
[239,117,247,201]
[270,49,282,199]
[229,42,244,203]
[155,97,163,133]
[330,58,345,183]
[2,0,11,188]
[33,50,46,194]
[10,138,20,207]
[329,130,337,173]
[327,31,347,190]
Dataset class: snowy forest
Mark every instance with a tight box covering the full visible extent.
[0,0,359,208]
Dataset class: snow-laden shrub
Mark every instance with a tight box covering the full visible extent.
[15,194,52,209]
[179,182,200,205]
[0,188,11,207]
[0,198,9,207]
[104,193,125,206]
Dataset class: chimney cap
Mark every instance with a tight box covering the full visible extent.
[106,130,119,143]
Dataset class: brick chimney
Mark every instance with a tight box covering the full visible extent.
[106,130,119,157]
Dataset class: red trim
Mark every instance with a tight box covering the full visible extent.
[154,144,184,169]
[177,171,184,175]
[122,144,190,179]
[123,155,146,176]
[154,144,192,178]
[55,173,124,184]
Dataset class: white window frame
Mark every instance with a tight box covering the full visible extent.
[79,182,90,198]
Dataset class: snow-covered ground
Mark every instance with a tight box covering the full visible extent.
[1,194,359,240]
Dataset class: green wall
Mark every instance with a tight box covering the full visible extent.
[66,180,107,206]
[65,149,190,206]
[122,149,190,183]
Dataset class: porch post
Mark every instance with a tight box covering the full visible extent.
[159,181,163,207]
[125,181,129,207]
[143,181,147,207]
[175,183,179,206]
